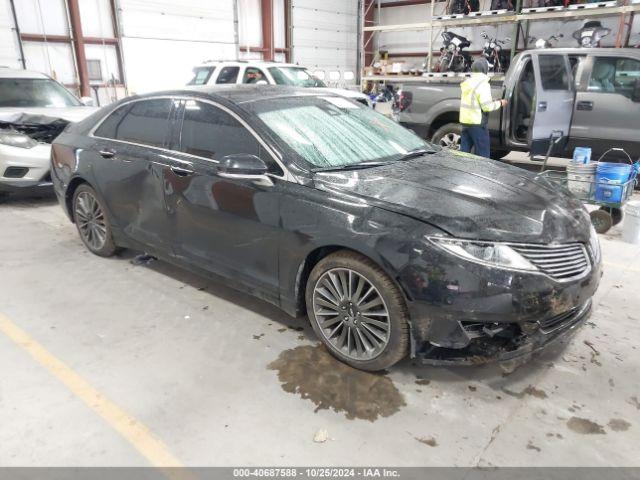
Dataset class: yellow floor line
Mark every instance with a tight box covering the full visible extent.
[0,312,190,476]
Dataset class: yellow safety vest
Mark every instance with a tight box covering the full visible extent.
[459,74,501,126]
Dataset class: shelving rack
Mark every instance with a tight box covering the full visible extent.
[359,0,640,83]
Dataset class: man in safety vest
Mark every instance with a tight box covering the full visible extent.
[459,58,507,158]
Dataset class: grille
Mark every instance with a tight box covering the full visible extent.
[511,243,590,281]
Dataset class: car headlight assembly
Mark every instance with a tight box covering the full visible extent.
[0,130,38,149]
[427,237,537,271]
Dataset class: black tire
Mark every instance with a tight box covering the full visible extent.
[599,206,623,226]
[590,209,613,234]
[432,123,462,151]
[305,250,410,371]
[72,184,118,257]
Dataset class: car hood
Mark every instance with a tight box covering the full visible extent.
[312,150,591,244]
[0,106,97,123]
[322,87,369,101]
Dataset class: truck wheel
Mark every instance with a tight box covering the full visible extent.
[491,150,510,160]
[432,123,462,150]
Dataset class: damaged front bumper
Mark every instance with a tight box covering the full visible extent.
[399,243,602,365]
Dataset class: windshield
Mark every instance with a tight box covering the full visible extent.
[268,67,326,87]
[0,78,81,107]
[254,96,432,169]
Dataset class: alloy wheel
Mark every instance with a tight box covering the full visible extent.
[439,132,461,150]
[75,191,107,251]
[312,268,390,361]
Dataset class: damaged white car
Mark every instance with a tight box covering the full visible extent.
[0,68,96,196]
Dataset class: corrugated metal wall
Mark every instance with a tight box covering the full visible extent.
[291,0,359,85]
[0,0,21,68]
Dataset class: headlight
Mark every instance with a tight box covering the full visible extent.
[0,130,38,149]
[588,224,601,263]
[427,237,537,271]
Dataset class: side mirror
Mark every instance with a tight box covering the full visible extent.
[80,96,94,106]
[632,79,640,103]
[218,154,272,185]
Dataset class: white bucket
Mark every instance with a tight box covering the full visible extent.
[623,200,640,245]
[567,162,597,197]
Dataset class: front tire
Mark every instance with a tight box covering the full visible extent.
[305,250,410,371]
[72,184,117,257]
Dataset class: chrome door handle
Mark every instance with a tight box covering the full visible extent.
[170,166,194,177]
[99,148,116,159]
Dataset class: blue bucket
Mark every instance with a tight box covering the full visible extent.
[595,162,633,203]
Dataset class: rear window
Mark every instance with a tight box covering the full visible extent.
[187,67,215,85]
[94,99,173,148]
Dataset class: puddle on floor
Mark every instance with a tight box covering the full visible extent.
[268,345,406,421]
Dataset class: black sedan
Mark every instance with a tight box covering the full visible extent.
[51,86,602,371]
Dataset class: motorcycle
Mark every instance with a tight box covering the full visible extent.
[438,31,473,73]
[480,32,511,73]
[527,33,563,49]
[572,21,611,48]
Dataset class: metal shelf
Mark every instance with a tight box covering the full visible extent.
[363,3,640,33]
[359,0,640,82]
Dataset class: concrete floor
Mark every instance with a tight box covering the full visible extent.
[0,189,639,468]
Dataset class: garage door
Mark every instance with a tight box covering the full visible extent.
[291,0,358,86]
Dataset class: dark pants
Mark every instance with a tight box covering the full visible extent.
[461,125,490,158]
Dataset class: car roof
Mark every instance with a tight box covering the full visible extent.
[139,85,340,105]
[194,61,301,69]
[0,67,49,79]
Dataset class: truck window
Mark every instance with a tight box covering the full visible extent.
[188,67,215,85]
[242,67,267,84]
[216,66,240,84]
[538,55,569,90]
[588,57,640,98]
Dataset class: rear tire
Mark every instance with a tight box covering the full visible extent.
[432,123,462,151]
[305,250,410,372]
[72,184,117,257]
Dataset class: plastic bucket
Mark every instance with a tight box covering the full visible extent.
[623,200,640,245]
[567,162,597,197]
[595,162,633,203]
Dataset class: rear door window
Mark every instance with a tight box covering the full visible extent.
[588,57,640,98]
[216,66,240,84]
[95,99,173,148]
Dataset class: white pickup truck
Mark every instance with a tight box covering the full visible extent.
[188,60,371,106]
[0,68,96,196]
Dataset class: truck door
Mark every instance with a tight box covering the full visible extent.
[528,53,576,156]
[568,55,640,160]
